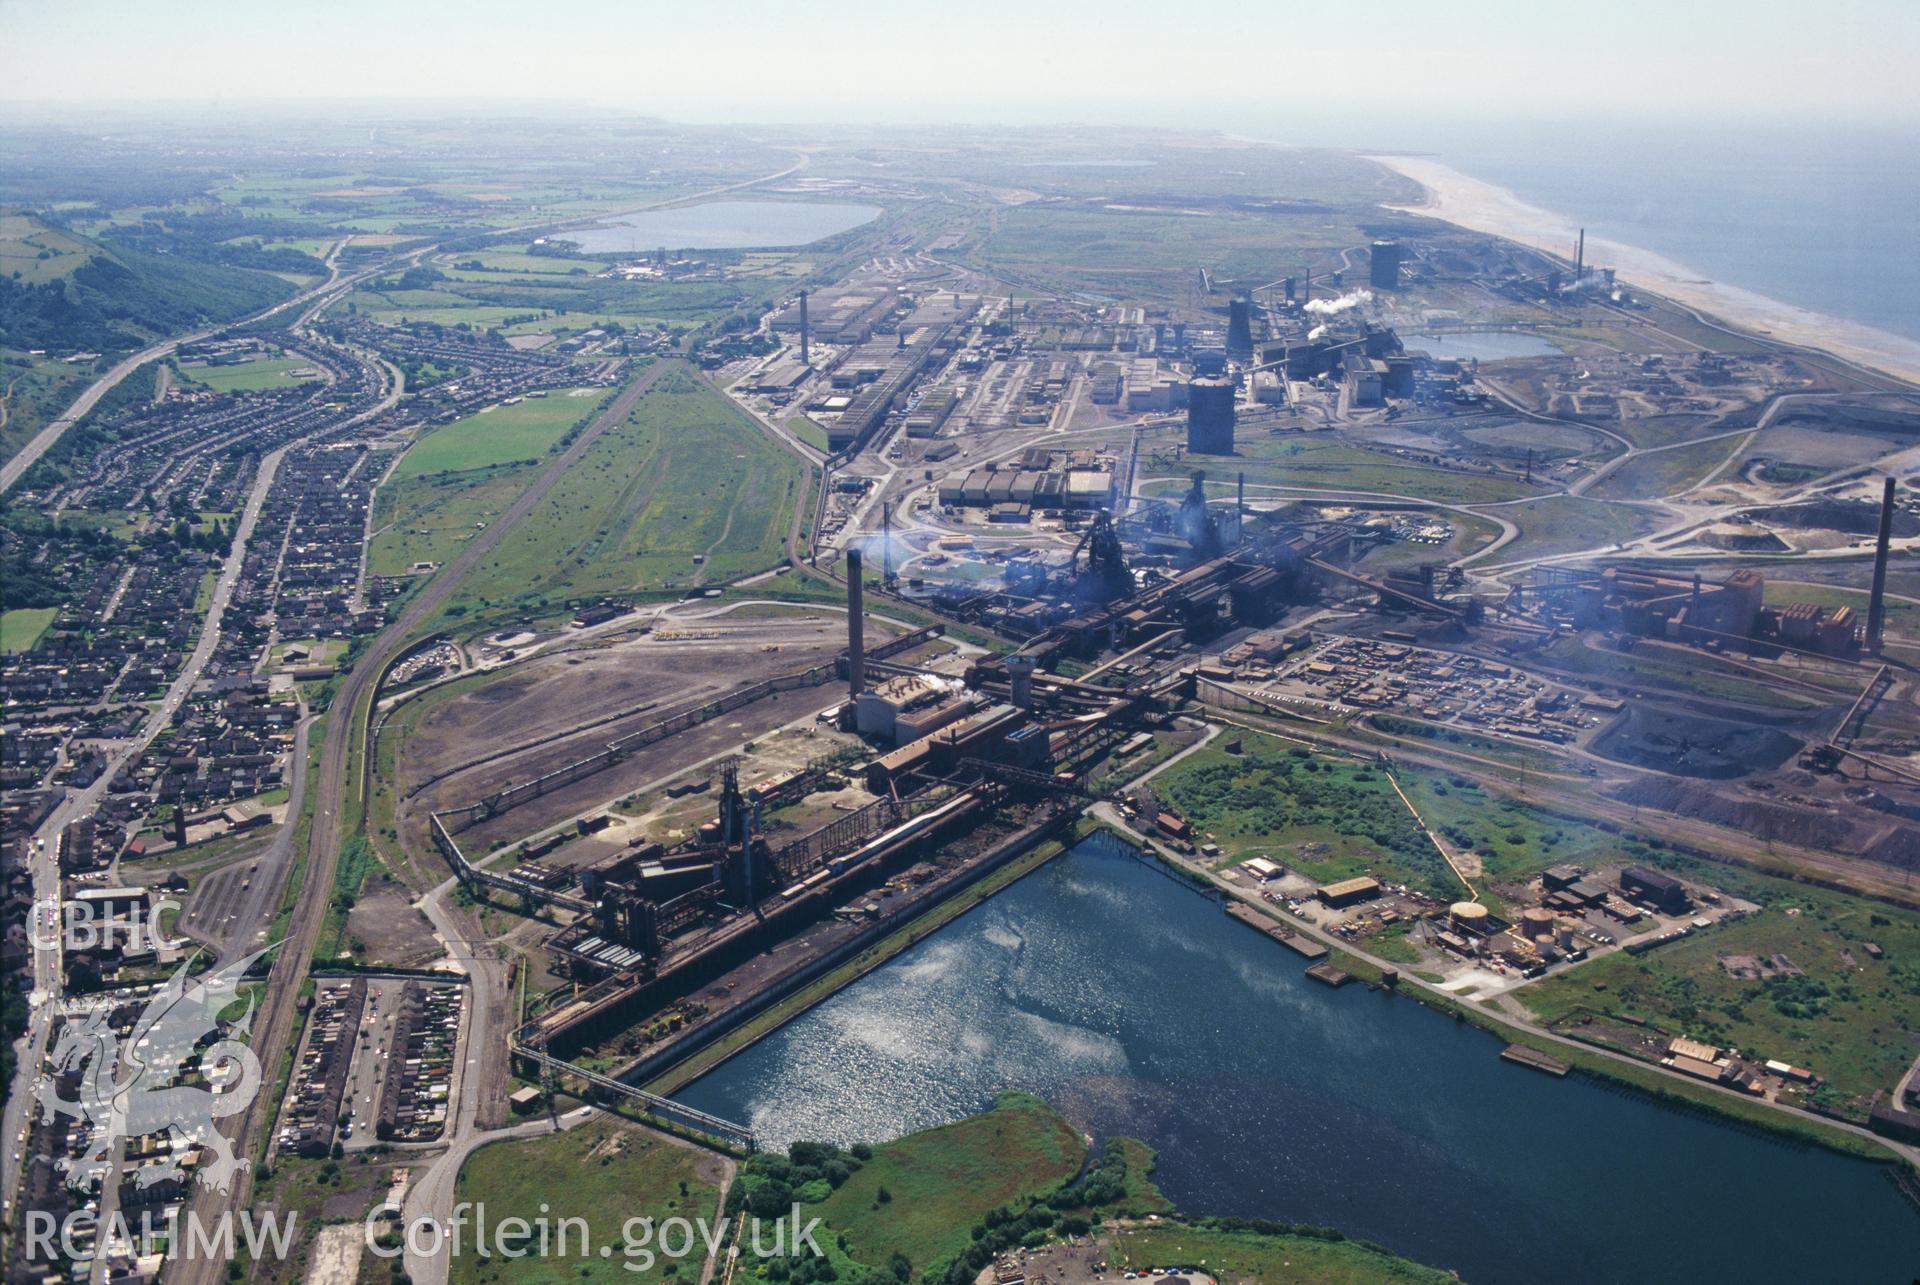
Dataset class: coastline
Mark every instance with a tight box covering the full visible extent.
[1367,152,1920,388]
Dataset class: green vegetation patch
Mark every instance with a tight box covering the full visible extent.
[1474,495,1662,566]
[394,389,611,481]
[1521,872,1920,1111]
[1589,437,1742,501]
[1107,1221,1453,1285]
[802,1094,1083,1275]
[1181,436,1544,507]
[1156,735,1456,897]
[179,354,324,394]
[438,368,801,620]
[451,1118,724,1285]
[0,606,58,653]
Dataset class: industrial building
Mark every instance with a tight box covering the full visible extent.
[1187,375,1236,454]
[1369,240,1404,290]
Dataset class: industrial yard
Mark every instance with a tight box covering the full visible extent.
[8,112,1920,1285]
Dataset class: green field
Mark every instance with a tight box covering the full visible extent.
[0,211,96,285]
[393,389,610,480]
[0,607,58,652]
[787,416,830,452]
[1521,861,1920,1112]
[1156,731,1625,905]
[370,461,544,577]
[1107,1224,1453,1285]
[1589,437,1743,501]
[1185,436,1545,507]
[808,1096,1085,1274]
[451,1118,724,1285]
[1474,494,1662,566]
[954,194,1411,306]
[724,1093,1087,1281]
[180,355,324,393]
[370,390,611,578]
[1156,735,1462,898]
[438,368,801,620]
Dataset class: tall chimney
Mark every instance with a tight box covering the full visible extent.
[1006,654,1035,709]
[846,548,865,698]
[1868,476,1897,652]
[798,290,810,366]
[1575,229,1585,281]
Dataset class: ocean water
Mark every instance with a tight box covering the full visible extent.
[677,835,1920,1285]
[1276,116,1920,344]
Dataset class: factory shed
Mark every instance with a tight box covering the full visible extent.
[1316,876,1381,907]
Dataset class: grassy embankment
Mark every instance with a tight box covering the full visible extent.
[368,387,613,576]
[1150,725,1913,1152]
[722,1093,1451,1284]
[643,826,1075,1096]
[428,368,803,630]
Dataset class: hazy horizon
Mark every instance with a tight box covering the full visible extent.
[3,0,1917,129]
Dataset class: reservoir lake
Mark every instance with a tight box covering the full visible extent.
[559,200,880,253]
[677,834,1920,1285]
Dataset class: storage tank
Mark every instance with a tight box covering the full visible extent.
[1555,917,1579,950]
[1450,901,1490,931]
[1521,907,1555,941]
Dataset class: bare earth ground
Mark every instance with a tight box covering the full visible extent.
[398,614,887,851]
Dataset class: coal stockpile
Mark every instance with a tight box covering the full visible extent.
[1738,499,1919,538]
[1594,705,1802,778]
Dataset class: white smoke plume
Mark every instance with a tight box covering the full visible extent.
[1303,289,1373,316]
[1307,324,1329,341]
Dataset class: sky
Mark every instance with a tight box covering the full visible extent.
[1,0,1916,128]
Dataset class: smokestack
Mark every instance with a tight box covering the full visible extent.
[1006,654,1035,709]
[1575,229,1585,281]
[1868,476,1897,652]
[846,548,865,698]
[798,290,810,366]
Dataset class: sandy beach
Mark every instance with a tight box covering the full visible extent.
[1368,153,1920,388]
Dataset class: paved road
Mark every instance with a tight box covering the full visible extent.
[1086,801,1920,1170]
[400,880,513,1285]
[169,359,674,1285]
[0,434,294,1222]
[0,267,377,495]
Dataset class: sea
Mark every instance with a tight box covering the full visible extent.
[1274,115,1920,345]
